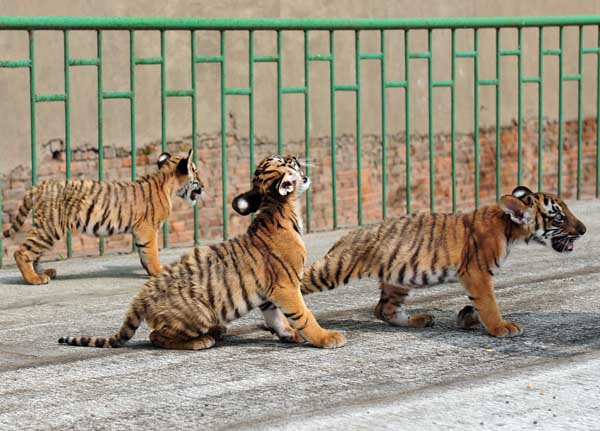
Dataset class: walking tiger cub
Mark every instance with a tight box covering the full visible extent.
[3,150,204,285]
[59,155,346,350]
[299,186,586,337]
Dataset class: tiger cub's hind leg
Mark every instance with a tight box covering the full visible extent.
[14,228,57,285]
[33,258,57,280]
[375,283,435,328]
[133,224,162,276]
[149,328,216,351]
[259,302,304,343]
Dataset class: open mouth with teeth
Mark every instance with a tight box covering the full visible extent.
[551,236,577,253]
[189,188,203,202]
[177,182,203,205]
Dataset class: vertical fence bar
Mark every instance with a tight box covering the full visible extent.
[129,30,137,252]
[597,25,600,198]
[160,30,169,246]
[329,30,338,228]
[97,31,104,255]
[304,30,312,232]
[355,30,363,225]
[558,26,564,196]
[28,30,37,187]
[576,25,584,199]
[0,178,3,268]
[495,29,502,200]
[380,30,388,219]
[473,29,480,207]
[63,30,72,258]
[538,27,544,191]
[276,30,283,153]
[249,30,255,185]
[404,30,411,214]
[517,28,523,185]
[427,29,435,213]
[220,31,228,240]
[451,29,457,212]
[130,31,137,182]
[191,30,199,245]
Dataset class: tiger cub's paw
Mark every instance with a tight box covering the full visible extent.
[457,305,481,329]
[278,329,304,344]
[489,320,523,337]
[314,331,346,349]
[44,268,57,280]
[27,273,51,285]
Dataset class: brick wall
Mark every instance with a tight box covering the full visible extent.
[1,116,598,265]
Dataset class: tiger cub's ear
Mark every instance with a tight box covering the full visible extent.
[232,190,262,216]
[512,186,533,199]
[499,195,533,225]
[158,152,171,169]
[186,149,194,172]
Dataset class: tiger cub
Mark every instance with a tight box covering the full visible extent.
[299,186,586,337]
[3,150,204,285]
[58,155,346,350]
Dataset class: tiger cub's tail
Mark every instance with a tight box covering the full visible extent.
[58,297,145,348]
[301,231,376,294]
[3,188,36,238]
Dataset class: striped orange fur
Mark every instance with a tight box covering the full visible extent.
[3,150,204,285]
[299,186,586,337]
[58,155,346,350]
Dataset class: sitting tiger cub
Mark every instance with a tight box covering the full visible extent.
[58,155,346,350]
[298,186,586,337]
[3,150,204,285]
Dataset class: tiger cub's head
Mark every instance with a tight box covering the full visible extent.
[232,155,309,216]
[499,186,586,253]
[157,149,205,206]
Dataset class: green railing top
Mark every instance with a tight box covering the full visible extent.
[1,15,600,30]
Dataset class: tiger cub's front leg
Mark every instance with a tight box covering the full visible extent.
[133,223,162,276]
[269,285,345,349]
[459,271,523,337]
[375,283,435,328]
[259,302,304,343]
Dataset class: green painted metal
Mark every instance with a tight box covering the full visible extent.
[249,30,255,187]
[517,28,523,186]
[576,25,584,200]
[380,29,387,220]
[329,30,337,229]
[538,27,544,191]
[558,26,564,196]
[597,25,600,199]
[427,29,435,213]
[191,30,199,246]
[2,15,600,266]
[495,29,501,201]
[129,30,137,252]
[404,30,411,214]
[473,29,480,208]
[6,15,600,30]
[0,178,3,268]
[64,30,72,257]
[451,29,457,212]
[303,30,311,232]
[160,30,168,247]
[28,31,37,187]
[97,31,105,255]
[220,31,228,240]
[355,31,363,225]
[277,30,283,153]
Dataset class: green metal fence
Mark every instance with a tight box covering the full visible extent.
[1,15,600,268]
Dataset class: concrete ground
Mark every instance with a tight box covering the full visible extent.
[1,200,600,430]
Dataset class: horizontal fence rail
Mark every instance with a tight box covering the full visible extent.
[1,15,600,267]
